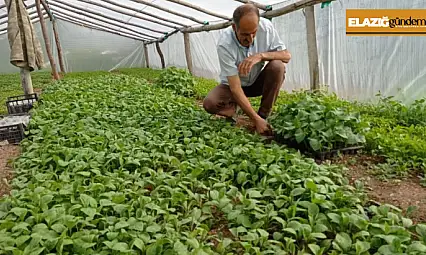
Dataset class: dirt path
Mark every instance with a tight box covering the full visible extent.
[333,154,426,224]
[0,144,20,198]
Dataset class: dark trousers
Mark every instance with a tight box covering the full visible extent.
[203,60,286,118]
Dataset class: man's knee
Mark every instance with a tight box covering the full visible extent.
[203,97,218,114]
[265,60,286,76]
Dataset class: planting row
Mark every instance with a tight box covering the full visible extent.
[0,74,425,254]
[153,67,426,179]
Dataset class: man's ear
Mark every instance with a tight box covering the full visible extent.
[232,23,237,32]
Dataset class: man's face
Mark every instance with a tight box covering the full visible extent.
[233,14,259,48]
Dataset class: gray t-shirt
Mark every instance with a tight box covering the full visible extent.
[217,17,286,87]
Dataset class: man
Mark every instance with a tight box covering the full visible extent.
[203,4,291,135]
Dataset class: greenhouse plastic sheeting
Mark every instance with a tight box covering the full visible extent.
[146,0,426,103]
[0,0,425,104]
[0,20,145,73]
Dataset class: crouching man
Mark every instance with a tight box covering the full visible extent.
[203,4,291,135]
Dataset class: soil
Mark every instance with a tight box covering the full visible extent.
[329,154,426,224]
[34,88,42,95]
[0,144,20,198]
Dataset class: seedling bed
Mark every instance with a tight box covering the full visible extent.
[272,133,364,160]
[6,93,38,114]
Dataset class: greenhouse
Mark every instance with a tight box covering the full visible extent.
[0,0,425,254]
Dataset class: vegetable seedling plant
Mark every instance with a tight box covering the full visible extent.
[0,74,425,254]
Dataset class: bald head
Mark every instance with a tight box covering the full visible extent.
[233,4,260,28]
[232,4,260,47]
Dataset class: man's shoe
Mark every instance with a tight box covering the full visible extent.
[258,111,267,120]
[225,116,237,125]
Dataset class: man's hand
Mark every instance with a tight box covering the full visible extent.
[238,54,262,76]
[254,117,273,136]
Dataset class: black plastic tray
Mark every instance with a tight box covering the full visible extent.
[0,123,25,145]
[6,93,38,114]
[270,133,364,160]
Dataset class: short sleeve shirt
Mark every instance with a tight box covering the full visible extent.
[217,17,286,87]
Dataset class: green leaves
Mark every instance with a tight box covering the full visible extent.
[155,67,196,97]
[268,91,369,153]
[0,74,423,255]
[333,232,352,252]
[80,194,97,208]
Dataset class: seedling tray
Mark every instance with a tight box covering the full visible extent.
[272,133,364,160]
[0,123,25,145]
[0,113,30,145]
[6,93,38,114]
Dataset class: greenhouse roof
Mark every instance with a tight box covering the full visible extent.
[0,0,330,43]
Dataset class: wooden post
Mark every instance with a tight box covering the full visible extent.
[40,0,66,74]
[144,44,150,68]
[20,68,34,95]
[183,33,193,74]
[183,0,334,33]
[155,42,165,69]
[35,0,60,80]
[305,6,320,91]
[51,17,65,74]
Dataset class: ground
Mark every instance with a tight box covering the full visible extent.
[193,98,426,224]
[230,114,426,224]
[1,70,425,228]
[0,144,19,198]
[337,154,426,224]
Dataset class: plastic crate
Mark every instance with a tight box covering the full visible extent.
[272,133,364,160]
[6,93,38,114]
[0,123,25,145]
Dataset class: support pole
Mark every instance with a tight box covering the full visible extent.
[55,14,146,41]
[35,0,60,80]
[20,68,34,95]
[155,42,165,69]
[183,33,193,74]
[182,0,334,33]
[165,0,231,20]
[144,44,150,68]
[51,17,65,74]
[305,6,320,91]
[233,0,268,11]
[40,0,66,74]
[49,2,157,39]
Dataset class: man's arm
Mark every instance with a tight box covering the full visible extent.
[239,20,291,75]
[227,75,260,121]
[227,75,271,134]
[259,49,291,63]
[217,45,259,119]
[238,49,291,76]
